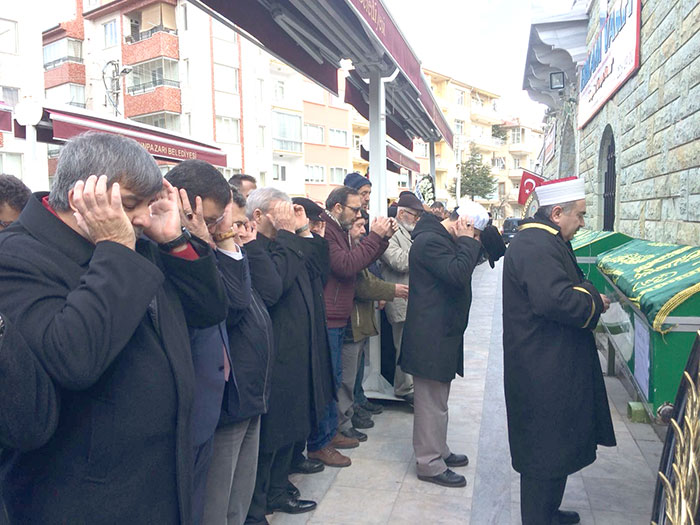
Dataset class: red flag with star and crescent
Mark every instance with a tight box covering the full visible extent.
[518,170,545,205]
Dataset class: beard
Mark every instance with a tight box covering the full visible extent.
[398,219,415,232]
[133,226,144,239]
[340,217,355,231]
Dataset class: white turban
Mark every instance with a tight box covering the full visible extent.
[456,198,490,231]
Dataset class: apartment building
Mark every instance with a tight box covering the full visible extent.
[0,3,49,190]
[39,0,273,186]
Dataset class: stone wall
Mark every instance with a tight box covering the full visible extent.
[578,0,700,244]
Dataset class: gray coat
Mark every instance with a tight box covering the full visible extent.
[380,225,412,324]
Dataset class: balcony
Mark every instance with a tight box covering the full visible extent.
[272,138,302,154]
[470,103,501,125]
[122,30,179,65]
[44,56,83,70]
[127,78,180,95]
[470,136,505,153]
[44,61,86,90]
[509,142,531,155]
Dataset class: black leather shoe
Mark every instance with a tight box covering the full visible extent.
[555,510,580,524]
[399,393,415,407]
[289,458,325,475]
[445,453,469,468]
[341,427,368,442]
[351,413,374,429]
[361,399,383,414]
[417,468,466,488]
[267,496,317,514]
[286,481,300,499]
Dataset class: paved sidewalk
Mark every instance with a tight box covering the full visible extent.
[269,261,662,525]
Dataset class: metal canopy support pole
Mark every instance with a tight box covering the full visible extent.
[429,140,437,186]
[368,68,386,216]
[364,67,395,399]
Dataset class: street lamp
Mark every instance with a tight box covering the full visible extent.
[102,60,132,116]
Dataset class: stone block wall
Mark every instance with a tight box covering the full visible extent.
[579,0,700,244]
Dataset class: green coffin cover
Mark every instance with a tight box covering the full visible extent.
[571,229,617,251]
[597,240,700,332]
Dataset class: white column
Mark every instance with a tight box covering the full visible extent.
[429,140,436,185]
[368,68,386,216]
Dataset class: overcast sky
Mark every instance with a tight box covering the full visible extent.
[383,0,572,127]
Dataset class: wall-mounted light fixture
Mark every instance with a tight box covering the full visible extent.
[549,71,565,90]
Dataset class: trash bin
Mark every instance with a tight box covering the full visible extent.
[596,239,700,420]
[571,229,632,292]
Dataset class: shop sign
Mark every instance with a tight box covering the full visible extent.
[578,0,641,128]
[544,122,556,164]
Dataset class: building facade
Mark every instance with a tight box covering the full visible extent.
[0,2,49,189]
[525,0,699,244]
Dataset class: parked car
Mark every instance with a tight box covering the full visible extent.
[502,218,524,244]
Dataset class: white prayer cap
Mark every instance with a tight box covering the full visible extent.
[535,177,585,206]
[456,198,490,231]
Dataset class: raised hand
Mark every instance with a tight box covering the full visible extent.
[293,204,309,233]
[237,220,257,245]
[454,216,475,238]
[144,178,182,244]
[370,217,393,238]
[178,189,212,245]
[267,200,295,233]
[600,293,611,313]
[394,283,409,299]
[72,175,136,250]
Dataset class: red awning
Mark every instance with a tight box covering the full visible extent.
[15,106,227,166]
[0,106,12,133]
[360,142,420,173]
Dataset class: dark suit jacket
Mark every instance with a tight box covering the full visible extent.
[0,194,227,524]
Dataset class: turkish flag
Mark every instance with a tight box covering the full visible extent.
[518,170,545,205]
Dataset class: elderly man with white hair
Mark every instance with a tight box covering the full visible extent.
[400,198,499,488]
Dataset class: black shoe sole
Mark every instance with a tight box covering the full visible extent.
[289,464,325,475]
[417,474,467,488]
[445,458,469,468]
[351,418,374,429]
[267,503,317,515]
[342,432,368,442]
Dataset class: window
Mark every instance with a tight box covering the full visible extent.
[0,19,18,54]
[511,128,523,144]
[498,182,506,198]
[272,111,302,152]
[218,167,241,178]
[212,19,237,41]
[415,141,429,157]
[45,83,86,107]
[304,124,324,144]
[104,19,118,48]
[0,152,22,177]
[127,4,177,42]
[353,134,361,153]
[181,3,188,31]
[454,119,464,135]
[259,171,267,186]
[127,58,179,94]
[305,165,325,183]
[273,164,286,181]
[274,80,285,101]
[216,116,240,143]
[456,89,465,106]
[398,172,409,188]
[329,128,348,147]
[43,38,83,69]
[330,167,347,184]
[47,144,62,158]
[184,113,191,135]
[0,86,19,107]
[214,64,239,94]
[132,112,181,131]
[491,157,506,170]
[258,126,266,148]
[513,157,521,169]
[257,78,264,101]
[182,58,190,86]
[85,0,100,8]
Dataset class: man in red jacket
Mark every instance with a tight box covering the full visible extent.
[305,186,396,467]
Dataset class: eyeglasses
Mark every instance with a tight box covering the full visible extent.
[343,204,362,214]
[205,214,226,228]
[403,209,423,218]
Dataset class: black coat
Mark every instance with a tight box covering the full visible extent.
[502,218,616,479]
[219,241,281,426]
[399,214,482,383]
[0,313,59,452]
[0,194,227,524]
[253,231,334,453]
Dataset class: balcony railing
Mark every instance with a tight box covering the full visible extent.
[43,56,83,70]
[273,138,302,153]
[127,78,180,95]
[125,26,178,44]
[67,101,86,108]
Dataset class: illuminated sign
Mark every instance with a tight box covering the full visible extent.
[578,0,641,128]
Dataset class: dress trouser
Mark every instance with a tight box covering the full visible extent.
[391,322,413,397]
[337,339,365,431]
[520,474,567,525]
[412,376,452,477]
[202,416,261,525]
[244,442,294,524]
[192,436,216,525]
